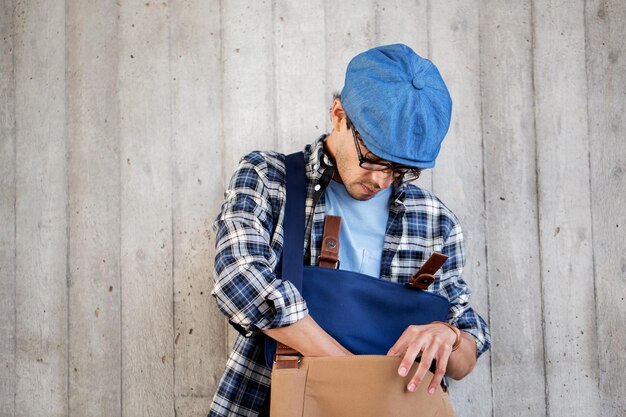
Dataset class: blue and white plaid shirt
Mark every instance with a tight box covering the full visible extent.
[208,137,491,417]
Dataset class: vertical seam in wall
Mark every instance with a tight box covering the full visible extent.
[218,0,229,352]
[271,0,278,149]
[64,0,71,414]
[113,10,122,411]
[582,0,602,402]
[216,0,227,358]
[426,0,432,61]
[530,1,550,415]
[321,0,327,112]
[12,0,18,414]
[323,0,329,130]
[167,1,176,414]
[117,0,124,410]
[373,1,380,44]
[476,3,495,416]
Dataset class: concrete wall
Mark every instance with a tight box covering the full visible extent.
[1,1,624,416]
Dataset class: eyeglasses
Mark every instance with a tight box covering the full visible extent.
[350,126,421,182]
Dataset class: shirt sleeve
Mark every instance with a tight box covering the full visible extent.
[438,221,492,358]
[211,154,308,336]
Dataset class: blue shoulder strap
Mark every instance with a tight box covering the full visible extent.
[280,152,306,291]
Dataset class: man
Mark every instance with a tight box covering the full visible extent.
[208,44,491,417]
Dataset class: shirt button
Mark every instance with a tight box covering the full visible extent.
[313,164,319,170]
[314,184,321,191]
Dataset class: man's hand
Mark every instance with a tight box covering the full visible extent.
[387,322,477,395]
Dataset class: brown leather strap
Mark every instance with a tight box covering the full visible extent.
[408,252,448,290]
[273,342,301,368]
[319,215,341,269]
[276,342,299,356]
[274,355,301,369]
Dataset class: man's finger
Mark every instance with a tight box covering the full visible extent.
[427,345,452,394]
[407,345,437,392]
[397,341,423,377]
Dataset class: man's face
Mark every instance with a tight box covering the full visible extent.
[331,123,396,201]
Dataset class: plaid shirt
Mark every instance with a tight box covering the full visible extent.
[208,137,491,417]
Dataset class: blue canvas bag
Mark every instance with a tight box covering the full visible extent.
[264,152,450,367]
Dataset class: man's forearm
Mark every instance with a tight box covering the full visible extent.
[445,332,477,379]
[264,316,476,380]
[262,315,352,357]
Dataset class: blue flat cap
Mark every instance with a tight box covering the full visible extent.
[341,44,452,168]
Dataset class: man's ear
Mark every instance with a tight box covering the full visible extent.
[330,98,347,132]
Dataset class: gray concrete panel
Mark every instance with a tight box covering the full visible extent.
[324,0,377,108]
[0,0,16,415]
[118,2,174,416]
[169,1,226,415]
[14,1,68,416]
[586,0,626,415]
[273,1,327,152]
[66,0,122,416]
[533,0,601,415]
[480,1,546,415]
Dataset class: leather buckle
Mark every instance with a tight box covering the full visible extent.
[274,355,302,369]
[408,273,435,290]
[407,253,448,290]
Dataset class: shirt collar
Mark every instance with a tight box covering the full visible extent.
[306,135,333,173]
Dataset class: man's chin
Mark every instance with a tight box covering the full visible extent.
[346,184,378,201]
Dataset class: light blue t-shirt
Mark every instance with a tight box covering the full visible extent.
[323,180,392,277]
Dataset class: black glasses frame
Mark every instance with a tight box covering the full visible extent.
[350,126,421,182]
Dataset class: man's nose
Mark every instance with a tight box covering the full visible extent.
[370,170,395,189]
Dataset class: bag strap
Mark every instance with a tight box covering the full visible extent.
[272,152,308,361]
[319,215,341,269]
[283,152,341,274]
[408,252,449,290]
[281,152,307,290]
